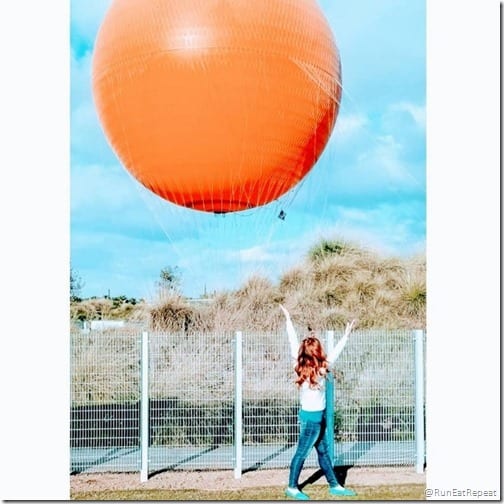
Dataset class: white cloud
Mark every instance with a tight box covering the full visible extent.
[323,101,426,199]
[312,202,425,257]
[71,163,136,210]
[390,102,426,129]
[333,112,369,139]
[369,135,410,184]
[238,245,274,263]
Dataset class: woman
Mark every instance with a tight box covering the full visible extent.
[280,304,357,500]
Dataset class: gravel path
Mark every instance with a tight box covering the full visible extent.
[71,466,426,493]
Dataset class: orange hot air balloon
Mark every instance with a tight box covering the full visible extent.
[92,0,342,214]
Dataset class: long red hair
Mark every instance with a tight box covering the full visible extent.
[294,335,329,389]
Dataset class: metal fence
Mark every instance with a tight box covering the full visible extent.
[70,328,425,480]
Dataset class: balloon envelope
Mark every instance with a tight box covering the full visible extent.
[92,0,342,213]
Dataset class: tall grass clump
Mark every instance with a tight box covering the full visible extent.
[149,293,208,332]
[273,238,425,331]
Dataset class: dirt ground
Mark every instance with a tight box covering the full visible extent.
[70,466,426,493]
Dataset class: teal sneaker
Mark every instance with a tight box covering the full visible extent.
[329,484,357,497]
[285,487,310,500]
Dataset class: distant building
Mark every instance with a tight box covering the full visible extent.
[84,320,126,331]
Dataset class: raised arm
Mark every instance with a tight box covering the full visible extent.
[279,304,299,360]
[327,319,356,365]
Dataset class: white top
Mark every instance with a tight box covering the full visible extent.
[284,310,348,412]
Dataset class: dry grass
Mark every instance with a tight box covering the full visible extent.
[71,239,426,332]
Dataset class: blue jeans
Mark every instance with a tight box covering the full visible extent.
[288,411,338,488]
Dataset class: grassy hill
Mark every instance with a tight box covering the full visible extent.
[70,238,425,332]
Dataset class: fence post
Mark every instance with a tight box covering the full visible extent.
[414,329,425,473]
[234,331,243,479]
[325,330,335,464]
[140,331,149,482]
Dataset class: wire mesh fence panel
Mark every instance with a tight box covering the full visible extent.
[242,332,300,471]
[333,329,416,466]
[147,331,236,472]
[70,329,141,474]
[241,329,418,469]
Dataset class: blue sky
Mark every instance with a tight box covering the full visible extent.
[70,0,426,300]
